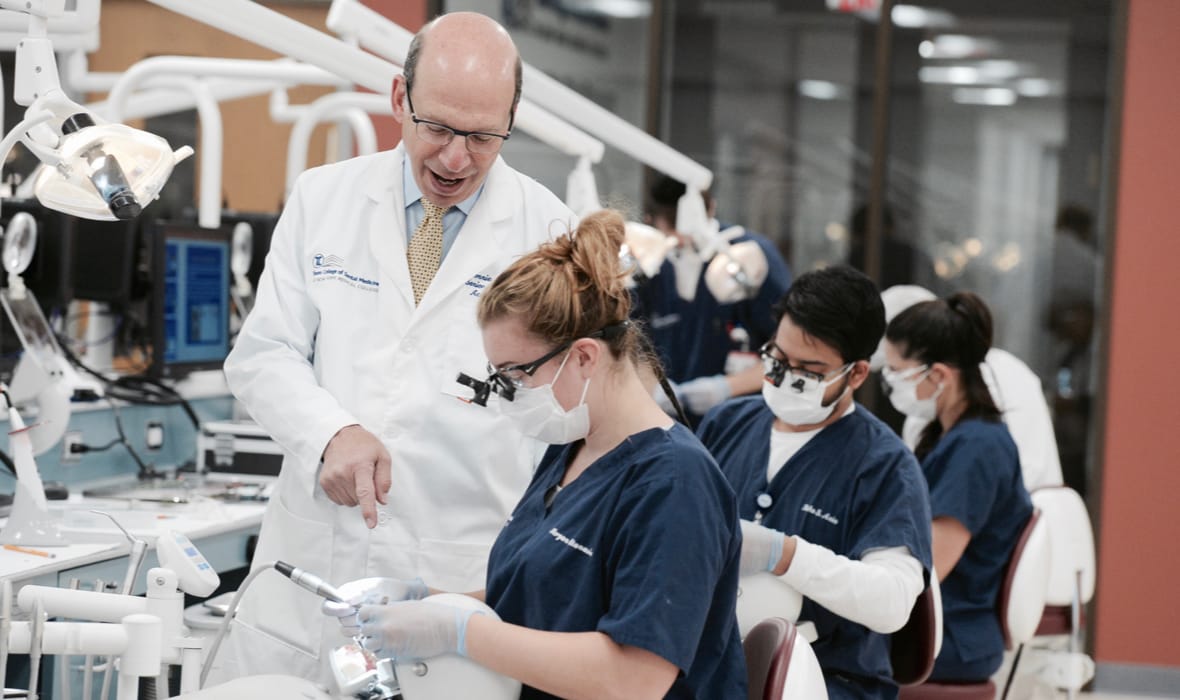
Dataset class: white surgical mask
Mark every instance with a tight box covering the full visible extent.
[761,364,852,427]
[883,365,942,421]
[497,352,591,445]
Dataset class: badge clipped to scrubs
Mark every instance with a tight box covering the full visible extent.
[754,492,773,523]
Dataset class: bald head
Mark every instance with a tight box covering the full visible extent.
[404,12,523,122]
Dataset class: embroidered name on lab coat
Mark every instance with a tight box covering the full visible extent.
[801,503,840,525]
[311,252,379,291]
[549,527,594,557]
[465,273,493,297]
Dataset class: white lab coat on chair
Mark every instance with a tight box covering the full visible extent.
[215,145,574,684]
[902,347,1064,491]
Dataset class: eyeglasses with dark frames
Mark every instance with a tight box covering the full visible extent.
[456,322,630,406]
[406,92,511,155]
[758,341,850,393]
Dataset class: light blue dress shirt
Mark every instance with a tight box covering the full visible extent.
[403,156,484,260]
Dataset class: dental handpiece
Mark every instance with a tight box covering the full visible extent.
[274,561,347,603]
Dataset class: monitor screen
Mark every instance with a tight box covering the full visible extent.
[149,223,232,378]
[70,217,141,304]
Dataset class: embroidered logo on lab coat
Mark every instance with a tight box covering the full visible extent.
[311,252,379,291]
[801,503,840,526]
[549,527,594,557]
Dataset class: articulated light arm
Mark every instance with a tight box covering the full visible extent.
[98,56,347,227]
[147,0,396,93]
[325,0,605,164]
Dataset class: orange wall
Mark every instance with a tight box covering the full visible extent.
[1093,0,1180,667]
[92,1,429,211]
[92,1,336,212]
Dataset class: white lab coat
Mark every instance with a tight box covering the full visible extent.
[902,347,1065,491]
[215,146,574,683]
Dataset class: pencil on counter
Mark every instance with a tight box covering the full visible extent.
[2,544,56,559]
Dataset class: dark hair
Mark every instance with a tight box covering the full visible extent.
[404,21,523,126]
[772,265,884,364]
[885,291,1001,458]
[644,175,714,228]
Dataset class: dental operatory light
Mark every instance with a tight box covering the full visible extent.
[674,186,769,304]
[620,221,677,284]
[0,0,191,221]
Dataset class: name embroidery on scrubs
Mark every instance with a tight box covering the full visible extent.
[649,313,681,330]
[311,252,379,290]
[801,503,839,526]
[549,527,594,557]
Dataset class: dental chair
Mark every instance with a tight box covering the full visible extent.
[1027,486,1097,697]
[900,508,1050,700]
[743,617,829,700]
[891,573,943,687]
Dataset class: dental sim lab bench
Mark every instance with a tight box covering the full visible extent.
[0,422,282,699]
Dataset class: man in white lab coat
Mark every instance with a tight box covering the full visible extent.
[216,12,575,682]
[871,285,1065,492]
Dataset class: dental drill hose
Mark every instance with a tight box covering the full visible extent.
[274,561,347,604]
[200,561,350,686]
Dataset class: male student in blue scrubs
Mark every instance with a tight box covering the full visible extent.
[697,265,933,700]
[632,175,792,425]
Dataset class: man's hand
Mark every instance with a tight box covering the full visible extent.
[320,425,392,528]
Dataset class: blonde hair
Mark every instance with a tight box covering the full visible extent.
[479,209,638,362]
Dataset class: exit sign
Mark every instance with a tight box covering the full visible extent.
[826,0,881,12]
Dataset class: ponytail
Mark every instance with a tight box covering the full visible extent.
[887,291,1001,459]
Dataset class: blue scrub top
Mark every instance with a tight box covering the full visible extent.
[485,424,747,700]
[632,228,791,422]
[922,418,1033,682]
[698,397,933,700]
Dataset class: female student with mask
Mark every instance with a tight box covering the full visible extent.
[330,210,746,700]
[880,292,1033,683]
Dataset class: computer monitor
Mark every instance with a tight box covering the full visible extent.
[70,216,142,304]
[148,222,232,378]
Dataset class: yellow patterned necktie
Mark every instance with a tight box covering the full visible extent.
[406,199,451,305]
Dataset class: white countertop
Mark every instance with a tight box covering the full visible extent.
[0,496,266,582]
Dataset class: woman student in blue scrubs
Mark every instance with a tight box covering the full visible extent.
[880,292,1033,683]
[697,265,933,700]
[338,209,747,699]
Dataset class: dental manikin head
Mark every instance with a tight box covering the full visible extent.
[391,13,521,209]
[328,594,520,700]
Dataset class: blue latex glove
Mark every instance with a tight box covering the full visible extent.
[739,519,787,575]
[323,577,429,637]
[678,374,733,415]
[358,599,484,660]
